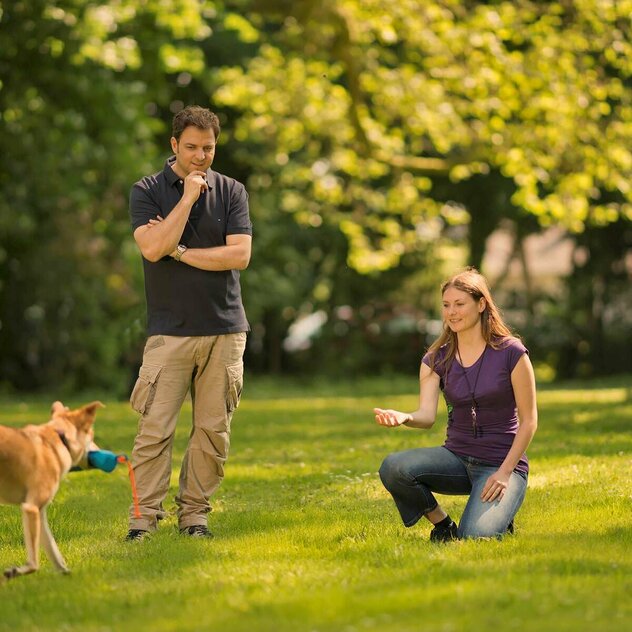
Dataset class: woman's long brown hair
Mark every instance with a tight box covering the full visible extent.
[425,267,516,378]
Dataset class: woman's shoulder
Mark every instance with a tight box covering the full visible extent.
[422,343,448,367]
[423,342,448,358]
[491,336,529,372]
[492,336,527,353]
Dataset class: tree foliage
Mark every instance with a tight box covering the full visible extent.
[214,0,631,269]
[212,0,632,377]
[0,0,208,390]
[0,0,630,390]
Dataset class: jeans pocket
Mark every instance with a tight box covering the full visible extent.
[130,364,163,415]
[225,361,244,413]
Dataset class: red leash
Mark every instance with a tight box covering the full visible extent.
[117,455,141,519]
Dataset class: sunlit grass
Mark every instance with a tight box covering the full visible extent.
[0,376,630,631]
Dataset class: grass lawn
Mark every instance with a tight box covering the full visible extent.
[0,375,630,631]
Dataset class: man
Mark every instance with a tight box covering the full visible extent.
[126,105,251,540]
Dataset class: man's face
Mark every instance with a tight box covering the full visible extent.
[170,125,216,177]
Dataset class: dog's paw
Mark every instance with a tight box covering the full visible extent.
[3,567,18,580]
[3,565,37,579]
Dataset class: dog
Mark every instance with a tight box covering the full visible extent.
[0,400,103,581]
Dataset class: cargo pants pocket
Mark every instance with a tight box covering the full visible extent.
[226,361,244,414]
[130,364,163,415]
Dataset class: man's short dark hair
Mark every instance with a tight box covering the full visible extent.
[172,106,221,141]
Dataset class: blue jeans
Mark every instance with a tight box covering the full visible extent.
[379,446,528,539]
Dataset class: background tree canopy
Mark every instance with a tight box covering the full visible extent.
[0,0,630,393]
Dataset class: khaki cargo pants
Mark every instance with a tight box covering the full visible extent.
[128,332,246,531]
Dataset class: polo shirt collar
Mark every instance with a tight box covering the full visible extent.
[163,156,214,190]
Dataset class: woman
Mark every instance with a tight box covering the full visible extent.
[375,268,538,541]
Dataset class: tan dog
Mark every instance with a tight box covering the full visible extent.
[0,400,103,581]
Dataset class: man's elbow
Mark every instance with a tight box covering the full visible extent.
[142,248,164,263]
[236,250,251,270]
[135,235,164,263]
[139,244,171,263]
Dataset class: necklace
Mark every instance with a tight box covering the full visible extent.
[456,343,487,438]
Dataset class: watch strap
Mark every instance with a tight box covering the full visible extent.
[174,244,187,262]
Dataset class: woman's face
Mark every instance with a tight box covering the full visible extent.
[442,286,485,334]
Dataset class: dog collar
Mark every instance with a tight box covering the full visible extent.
[55,430,72,454]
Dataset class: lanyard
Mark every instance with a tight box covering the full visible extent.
[456,344,487,438]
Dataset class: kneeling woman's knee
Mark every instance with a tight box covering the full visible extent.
[379,453,405,489]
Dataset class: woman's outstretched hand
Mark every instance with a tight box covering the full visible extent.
[373,408,412,427]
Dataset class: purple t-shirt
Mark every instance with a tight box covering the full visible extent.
[422,338,529,475]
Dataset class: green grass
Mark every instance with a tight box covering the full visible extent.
[0,376,630,632]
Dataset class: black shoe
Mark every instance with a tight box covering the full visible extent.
[506,520,514,535]
[125,529,150,542]
[180,525,213,538]
[430,520,458,543]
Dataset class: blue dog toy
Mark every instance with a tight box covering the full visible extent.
[86,449,120,473]
[71,450,124,473]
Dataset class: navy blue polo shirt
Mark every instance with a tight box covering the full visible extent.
[129,156,252,336]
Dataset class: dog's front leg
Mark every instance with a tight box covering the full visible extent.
[40,506,69,574]
[3,503,41,580]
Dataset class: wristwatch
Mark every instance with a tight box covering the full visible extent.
[174,244,187,262]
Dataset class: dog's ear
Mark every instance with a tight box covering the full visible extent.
[83,401,105,414]
[76,401,105,429]
[51,401,67,414]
